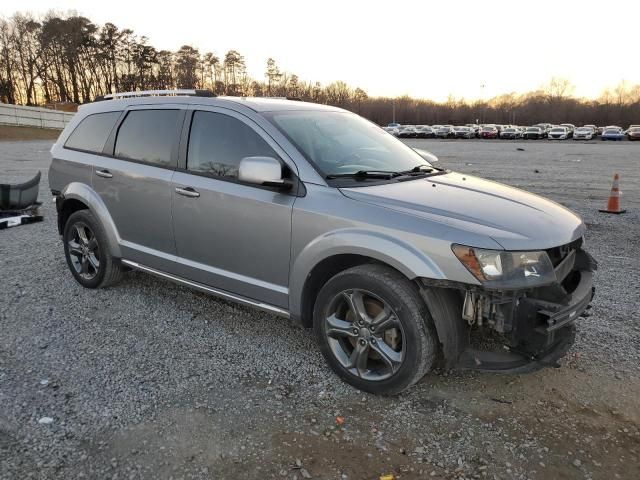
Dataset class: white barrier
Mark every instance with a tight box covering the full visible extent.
[0,103,75,130]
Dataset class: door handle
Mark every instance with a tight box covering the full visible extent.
[95,169,113,179]
[175,186,200,198]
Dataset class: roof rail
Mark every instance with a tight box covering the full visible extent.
[248,96,302,101]
[95,89,216,101]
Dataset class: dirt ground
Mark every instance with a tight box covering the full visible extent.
[0,124,61,141]
[1,138,639,480]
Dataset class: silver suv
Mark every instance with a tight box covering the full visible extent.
[49,90,596,394]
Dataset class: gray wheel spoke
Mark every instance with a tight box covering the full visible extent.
[88,237,98,251]
[326,314,357,339]
[80,257,89,275]
[87,253,100,271]
[371,340,402,371]
[371,306,400,333]
[76,225,89,245]
[342,290,370,323]
[349,341,370,377]
[68,240,83,258]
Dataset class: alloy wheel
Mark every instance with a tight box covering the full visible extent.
[324,289,405,381]
[67,222,100,280]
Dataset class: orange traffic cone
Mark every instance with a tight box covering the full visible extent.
[599,173,626,214]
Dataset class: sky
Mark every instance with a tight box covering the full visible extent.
[2,0,639,101]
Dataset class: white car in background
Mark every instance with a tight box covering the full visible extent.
[573,127,594,140]
[548,127,570,140]
[383,126,400,136]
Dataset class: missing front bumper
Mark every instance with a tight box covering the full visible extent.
[454,250,596,373]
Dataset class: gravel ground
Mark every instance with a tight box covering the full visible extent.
[1,138,639,480]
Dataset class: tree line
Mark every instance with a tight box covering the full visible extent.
[1,12,639,127]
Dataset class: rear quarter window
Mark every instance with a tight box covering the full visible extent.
[64,111,121,153]
[114,110,181,167]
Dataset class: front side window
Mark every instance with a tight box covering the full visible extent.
[114,109,180,166]
[64,111,121,153]
[187,111,278,178]
[264,111,430,177]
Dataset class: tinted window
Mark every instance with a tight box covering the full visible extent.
[64,112,120,153]
[115,110,180,166]
[187,111,278,178]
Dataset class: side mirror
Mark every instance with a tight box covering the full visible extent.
[238,156,292,189]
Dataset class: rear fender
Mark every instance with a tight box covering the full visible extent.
[59,182,121,258]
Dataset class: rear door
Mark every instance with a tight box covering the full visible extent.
[92,106,185,271]
[170,108,296,308]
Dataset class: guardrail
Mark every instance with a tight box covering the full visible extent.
[0,103,75,130]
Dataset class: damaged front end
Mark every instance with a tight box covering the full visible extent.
[424,238,596,373]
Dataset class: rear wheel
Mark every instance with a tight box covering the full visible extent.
[63,210,123,288]
[314,264,437,395]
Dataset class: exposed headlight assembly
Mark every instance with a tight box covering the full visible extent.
[452,244,556,289]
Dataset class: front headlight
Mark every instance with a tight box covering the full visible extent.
[452,244,556,289]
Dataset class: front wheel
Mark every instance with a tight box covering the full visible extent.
[313,264,438,395]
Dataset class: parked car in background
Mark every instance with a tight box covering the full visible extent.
[548,127,570,140]
[436,126,455,138]
[415,125,435,138]
[465,124,480,136]
[573,127,594,140]
[601,128,625,141]
[533,124,551,137]
[500,127,522,139]
[431,125,443,133]
[49,91,596,395]
[388,122,401,128]
[480,125,499,139]
[453,126,475,139]
[383,126,400,136]
[523,127,544,140]
[583,125,598,135]
[398,125,417,138]
[627,126,640,141]
[560,124,575,138]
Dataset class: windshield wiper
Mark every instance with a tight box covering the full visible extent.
[398,165,437,175]
[325,170,402,180]
[326,165,446,181]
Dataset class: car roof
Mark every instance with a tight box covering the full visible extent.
[78,95,345,115]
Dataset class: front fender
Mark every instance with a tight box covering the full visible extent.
[289,228,446,319]
[60,182,122,258]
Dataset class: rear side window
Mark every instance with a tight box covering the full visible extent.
[64,112,120,153]
[115,110,180,167]
[187,111,278,178]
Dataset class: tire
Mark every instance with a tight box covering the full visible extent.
[313,264,437,395]
[63,210,123,288]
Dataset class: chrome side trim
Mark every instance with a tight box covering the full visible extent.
[121,259,290,318]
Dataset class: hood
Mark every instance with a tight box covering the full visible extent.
[340,172,585,250]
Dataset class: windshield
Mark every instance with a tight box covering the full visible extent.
[576,128,590,132]
[604,129,619,134]
[265,111,431,177]
[550,128,565,132]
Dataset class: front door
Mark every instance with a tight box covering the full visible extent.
[171,109,295,308]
